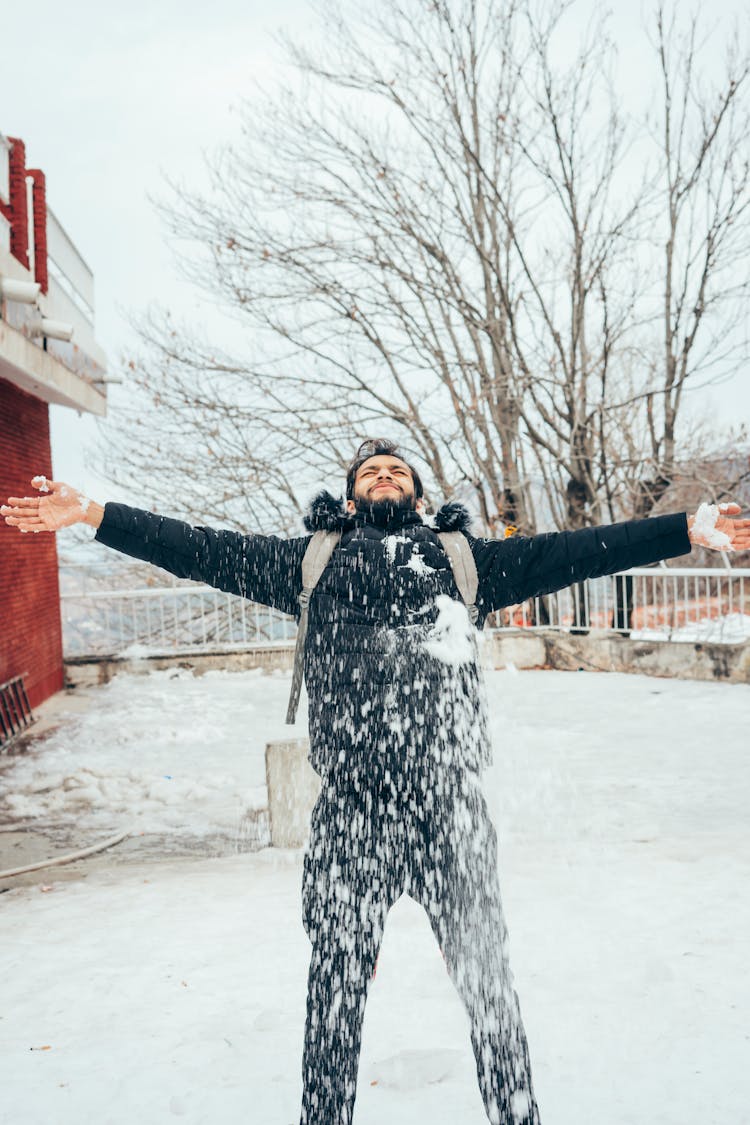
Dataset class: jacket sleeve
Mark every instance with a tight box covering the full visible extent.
[94,502,309,616]
[472,512,692,614]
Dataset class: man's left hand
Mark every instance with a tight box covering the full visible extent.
[688,503,750,552]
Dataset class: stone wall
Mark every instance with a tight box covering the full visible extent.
[485,630,750,684]
[63,631,749,689]
[64,645,296,689]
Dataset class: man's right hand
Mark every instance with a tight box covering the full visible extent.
[1,477,104,532]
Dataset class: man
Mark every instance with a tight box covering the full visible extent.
[3,441,748,1124]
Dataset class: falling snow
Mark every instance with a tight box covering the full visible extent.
[423,595,478,665]
[2,489,705,1125]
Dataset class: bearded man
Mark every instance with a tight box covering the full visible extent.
[3,438,748,1125]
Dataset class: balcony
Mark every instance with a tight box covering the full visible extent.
[0,132,107,417]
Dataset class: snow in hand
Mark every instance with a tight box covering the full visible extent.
[1,666,748,1124]
[693,502,732,548]
[58,483,91,512]
[31,474,49,491]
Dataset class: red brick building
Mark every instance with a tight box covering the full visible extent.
[0,132,107,709]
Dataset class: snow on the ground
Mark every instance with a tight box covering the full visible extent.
[0,667,299,840]
[631,611,750,644]
[1,666,749,1125]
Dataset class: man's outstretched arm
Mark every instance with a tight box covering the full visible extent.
[1,477,308,615]
[473,504,750,613]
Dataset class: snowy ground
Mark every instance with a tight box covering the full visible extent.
[631,611,750,644]
[1,665,749,1125]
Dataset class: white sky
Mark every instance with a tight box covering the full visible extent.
[1,0,748,509]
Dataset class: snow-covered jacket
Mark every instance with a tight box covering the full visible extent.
[94,494,691,779]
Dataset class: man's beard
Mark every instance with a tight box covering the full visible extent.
[354,493,417,527]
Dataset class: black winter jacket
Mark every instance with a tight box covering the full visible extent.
[95,494,691,779]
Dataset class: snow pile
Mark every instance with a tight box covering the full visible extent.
[3,761,263,828]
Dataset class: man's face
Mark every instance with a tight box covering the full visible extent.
[345,455,423,514]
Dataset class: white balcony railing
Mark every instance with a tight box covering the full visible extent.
[40,207,107,378]
[59,567,750,659]
[46,206,94,317]
[43,272,107,377]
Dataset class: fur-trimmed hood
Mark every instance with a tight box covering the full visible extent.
[302,490,473,534]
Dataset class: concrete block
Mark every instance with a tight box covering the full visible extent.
[487,631,548,670]
[265,738,320,849]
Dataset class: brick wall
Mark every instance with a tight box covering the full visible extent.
[0,376,64,707]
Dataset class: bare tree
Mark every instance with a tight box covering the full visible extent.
[485,6,646,531]
[93,0,749,539]
[172,0,544,534]
[625,2,750,519]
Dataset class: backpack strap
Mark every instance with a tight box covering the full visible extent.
[285,530,341,724]
[438,531,479,624]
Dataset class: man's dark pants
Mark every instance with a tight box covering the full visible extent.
[299,757,541,1124]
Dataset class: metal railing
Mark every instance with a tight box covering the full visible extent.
[42,206,107,379]
[46,206,94,318]
[498,567,750,643]
[0,675,35,751]
[59,566,750,659]
[61,581,298,658]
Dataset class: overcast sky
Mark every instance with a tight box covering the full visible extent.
[1,0,748,510]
